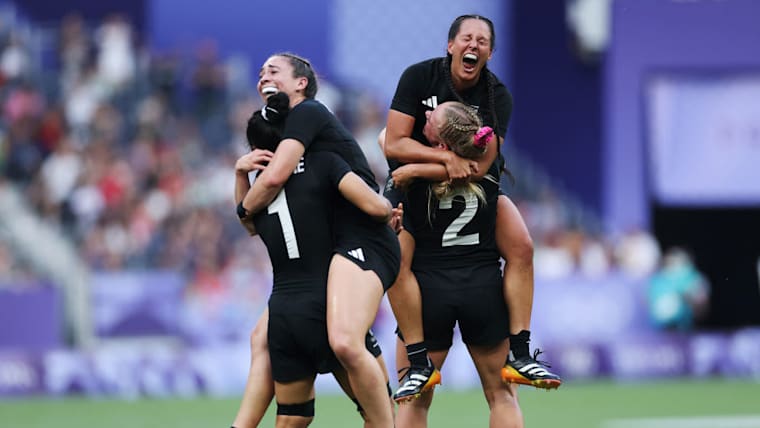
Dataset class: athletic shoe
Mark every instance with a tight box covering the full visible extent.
[501,349,562,389]
[393,362,442,402]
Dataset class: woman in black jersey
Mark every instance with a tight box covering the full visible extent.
[237,52,399,428]
[383,14,561,403]
[231,94,396,428]
[391,100,524,427]
[233,91,396,427]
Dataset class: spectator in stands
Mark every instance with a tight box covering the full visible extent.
[647,246,710,331]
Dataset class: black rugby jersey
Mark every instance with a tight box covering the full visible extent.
[390,57,513,149]
[407,163,501,270]
[253,151,351,295]
[283,99,378,192]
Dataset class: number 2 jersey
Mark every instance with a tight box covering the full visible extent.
[406,164,501,276]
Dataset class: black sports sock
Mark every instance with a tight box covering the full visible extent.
[509,330,531,359]
[406,342,430,367]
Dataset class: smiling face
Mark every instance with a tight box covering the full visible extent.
[256,55,307,103]
[446,18,494,89]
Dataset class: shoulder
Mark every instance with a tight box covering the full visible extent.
[292,99,330,115]
[403,57,442,75]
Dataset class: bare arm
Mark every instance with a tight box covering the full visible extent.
[241,139,304,215]
[384,110,451,165]
[234,149,274,204]
[384,110,490,180]
[337,173,392,223]
[389,135,499,189]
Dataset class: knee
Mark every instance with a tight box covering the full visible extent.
[507,234,534,266]
[329,332,363,365]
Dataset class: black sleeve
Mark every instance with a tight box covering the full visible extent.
[324,152,353,187]
[390,62,427,116]
[282,101,329,150]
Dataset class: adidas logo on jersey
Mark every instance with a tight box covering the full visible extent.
[421,96,438,109]
[347,248,365,262]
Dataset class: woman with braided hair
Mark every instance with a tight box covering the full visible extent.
[382,14,560,410]
[388,100,524,427]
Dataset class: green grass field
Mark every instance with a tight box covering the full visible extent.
[2,379,759,428]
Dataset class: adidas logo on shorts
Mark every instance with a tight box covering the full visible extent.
[347,248,365,262]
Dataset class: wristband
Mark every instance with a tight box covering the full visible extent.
[236,201,249,219]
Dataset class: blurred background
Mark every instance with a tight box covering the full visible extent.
[0,0,759,426]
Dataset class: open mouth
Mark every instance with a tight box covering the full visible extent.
[462,53,479,72]
[262,86,278,97]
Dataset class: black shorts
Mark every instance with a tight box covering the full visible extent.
[334,224,401,291]
[268,293,338,383]
[415,262,509,351]
[268,295,382,383]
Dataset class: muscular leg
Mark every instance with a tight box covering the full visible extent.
[386,230,425,347]
[495,195,534,338]
[232,309,274,428]
[378,127,426,350]
[333,354,395,427]
[467,340,524,428]
[496,196,560,388]
[327,255,394,428]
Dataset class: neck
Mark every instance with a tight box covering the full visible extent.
[289,94,307,108]
[450,70,480,93]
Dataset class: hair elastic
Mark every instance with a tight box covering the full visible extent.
[474,126,494,148]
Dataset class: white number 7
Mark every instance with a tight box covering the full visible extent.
[268,189,300,259]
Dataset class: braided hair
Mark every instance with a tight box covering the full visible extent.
[429,102,493,205]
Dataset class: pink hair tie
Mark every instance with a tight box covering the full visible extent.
[474,126,494,148]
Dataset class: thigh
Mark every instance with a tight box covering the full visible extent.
[327,255,385,336]
[495,194,533,258]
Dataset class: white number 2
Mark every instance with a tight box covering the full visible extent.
[439,189,479,247]
[268,189,300,259]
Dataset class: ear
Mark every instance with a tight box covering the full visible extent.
[296,76,308,92]
[447,41,454,56]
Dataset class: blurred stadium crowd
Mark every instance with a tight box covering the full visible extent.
[0,10,688,345]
